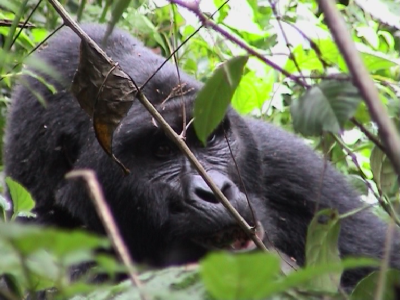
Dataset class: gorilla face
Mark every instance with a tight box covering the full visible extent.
[84,101,266,265]
[5,24,400,287]
[2,25,267,266]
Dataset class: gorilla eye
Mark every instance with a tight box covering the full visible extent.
[207,133,216,143]
[154,142,174,158]
[207,132,219,146]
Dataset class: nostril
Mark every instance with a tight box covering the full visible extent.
[194,188,219,204]
[221,183,234,200]
[194,182,234,204]
[189,173,236,204]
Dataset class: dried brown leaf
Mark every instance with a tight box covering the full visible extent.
[71,40,137,174]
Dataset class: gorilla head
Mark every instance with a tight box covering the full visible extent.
[4,24,400,288]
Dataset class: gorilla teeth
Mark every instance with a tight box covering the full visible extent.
[229,222,265,252]
[193,222,265,253]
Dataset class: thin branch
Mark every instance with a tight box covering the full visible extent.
[66,170,148,300]
[169,0,308,87]
[351,117,386,153]
[141,0,230,90]
[11,0,43,48]
[332,134,400,226]
[0,24,64,83]
[269,0,308,86]
[282,20,331,69]
[319,0,400,185]
[130,79,268,252]
[47,0,268,256]
[374,219,396,300]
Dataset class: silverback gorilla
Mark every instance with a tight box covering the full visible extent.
[4,24,400,290]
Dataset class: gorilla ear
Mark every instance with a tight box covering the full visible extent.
[193,56,248,145]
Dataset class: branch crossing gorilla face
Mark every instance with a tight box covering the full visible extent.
[4,24,400,289]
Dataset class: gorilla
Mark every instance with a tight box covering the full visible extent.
[4,24,400,290]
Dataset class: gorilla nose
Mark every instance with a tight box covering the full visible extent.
[189,171,235,204]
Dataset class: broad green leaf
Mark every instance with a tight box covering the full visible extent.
[201,252,378,300]
[200,252,280,300]
[231,70,274,114]
[351,270,400,300]
[268,257,379,297]
[378,31,395,49]
[284,40,341,74]
[284,46,324,73]
[353,102,371,124]
[370,146,399,197]
[0,222,109,257]
[30,28,48,43]
[108,0,134,42]
[305,209,342,292]
[213,0,230,23]
[114,265,205,300]
[194,56,248,145]
[360,50,400,73]
[6,177,35,220]
[291,80,363,136]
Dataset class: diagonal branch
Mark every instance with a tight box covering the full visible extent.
[319,0,400,183]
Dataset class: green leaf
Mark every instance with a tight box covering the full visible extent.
[194,56,248,145]
[370,146,399,197]
[351,269,400,300]
[291,80,363,136]
[305,209,342,292]
[231,70,274,114]
[213,0,230,23]
[201,253,377,300]
[0,222,109,257]
[360,49,399,72]
[6,177,35,221]
[200,252,280,300]
[270,257,379,297]
[116,265,205,300]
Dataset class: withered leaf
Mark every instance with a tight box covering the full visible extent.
[71,39,137,174]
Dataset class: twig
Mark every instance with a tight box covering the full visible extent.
[282,20,331,69]
[269,0,308,86]
[10,0,43,49]
[169,0,307,87]
[3,0,29,51]
[131,81,269,252]
[374,219,396,300]
[141,0,230,90]
[319,0,400,185]
[351,117,386,153]
[66,170,148,300]
[47,0,267,252]
[332,134,400,225]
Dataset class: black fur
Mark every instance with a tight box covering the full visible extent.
[4,24,400,289]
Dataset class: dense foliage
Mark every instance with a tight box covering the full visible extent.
[0,0,399,299]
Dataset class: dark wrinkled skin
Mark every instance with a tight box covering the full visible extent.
[4,25,400,292]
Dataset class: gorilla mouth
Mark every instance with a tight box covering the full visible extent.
[192,222,265,252]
